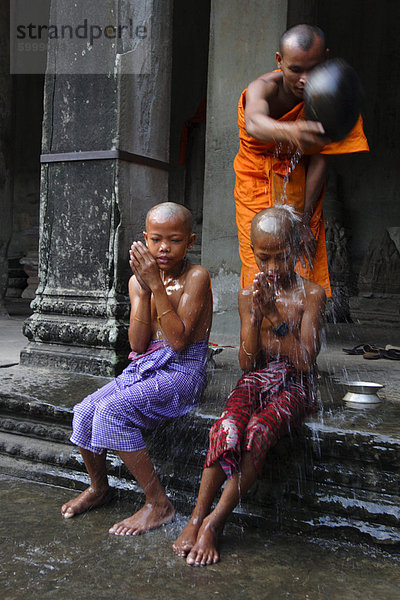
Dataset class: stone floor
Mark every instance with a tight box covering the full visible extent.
[1,475,400,600]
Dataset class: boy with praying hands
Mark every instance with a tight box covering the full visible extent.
[61,202,212,536]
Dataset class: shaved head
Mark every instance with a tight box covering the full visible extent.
[279,24,325,54]
[146,202,193,234]
[251,205,300,250]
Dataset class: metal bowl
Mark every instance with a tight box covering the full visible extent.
[343,381,384,406]
[304,58,363,141]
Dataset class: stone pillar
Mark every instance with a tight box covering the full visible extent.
[21,0,173,375]
[0,1,13,316]
[201,0,288,311]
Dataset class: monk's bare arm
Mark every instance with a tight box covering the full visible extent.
[303,154,328,224]
[238,288,263,371]
[128,275,152,353]
[299,153,328,267]
[244,79,281,141]
[151,266,211,351]
[244,78,327,150]
[266,286,326,371]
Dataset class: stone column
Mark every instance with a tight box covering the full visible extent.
[201,0,288,311]
[21,0,173,375]
[0,1,13,316]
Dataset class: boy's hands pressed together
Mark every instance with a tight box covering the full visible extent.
[252,272,279,323]
[129,241,161,291]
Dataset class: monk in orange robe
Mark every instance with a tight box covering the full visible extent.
[234,24,369,295]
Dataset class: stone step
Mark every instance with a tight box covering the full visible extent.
[1,376,400,473]
[311,461,399,496]
[1,361,400,545]
[3,390,398,502]
[0,391,74,427]
[0,413,72,444]
[1,427,399,546]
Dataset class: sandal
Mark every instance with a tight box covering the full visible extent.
[342,344,378,355]
[382,348,400,360]
[363,349,382,360]
[385,344,400,352]
[363,347,400,360]
[342,344,368,355]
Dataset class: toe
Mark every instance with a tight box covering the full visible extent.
[172,545,185,556]
[206,553,214,565]
[195,551,205,566]
[126,528,136,536]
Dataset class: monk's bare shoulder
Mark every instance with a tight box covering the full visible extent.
[246,71,282,103]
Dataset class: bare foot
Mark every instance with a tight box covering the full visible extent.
[109,499,175,536]
[61,486,113,519]
[172,515,204,557]
[186,516,220,566]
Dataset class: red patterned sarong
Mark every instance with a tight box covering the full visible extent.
[204,357,317,478]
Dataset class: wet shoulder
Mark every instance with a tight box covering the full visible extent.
[301,279,327,306]
[183,262,211,290]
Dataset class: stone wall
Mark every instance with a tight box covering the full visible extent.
[202,0,288,311]
[21,0,173,375]
[0,1,13,314]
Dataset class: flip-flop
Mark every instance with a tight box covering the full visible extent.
[363,350,382,360]
[382,348,400,360]
[385,344,400,352]
[342,344,378,355]
[362,347,400,360]
[342,344,368,355]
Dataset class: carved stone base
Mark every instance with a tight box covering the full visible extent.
[21,312,129,376]
[20,341,129,377]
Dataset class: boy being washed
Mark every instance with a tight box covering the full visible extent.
[173,205,325,565]
[61,202,212,535]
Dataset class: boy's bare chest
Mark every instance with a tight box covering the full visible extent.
[261,295,304,334]
[150,280,186,314]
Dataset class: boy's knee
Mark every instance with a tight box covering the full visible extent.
[210,415,240,447]
[93,397,117,423]
[72,397,93,425]
[246,416,271,439]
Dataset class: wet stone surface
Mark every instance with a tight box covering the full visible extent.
[1,475,399,600]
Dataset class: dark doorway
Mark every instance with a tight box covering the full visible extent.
[168,0,211,262]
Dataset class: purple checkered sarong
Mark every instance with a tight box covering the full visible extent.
[70,339,208,454]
